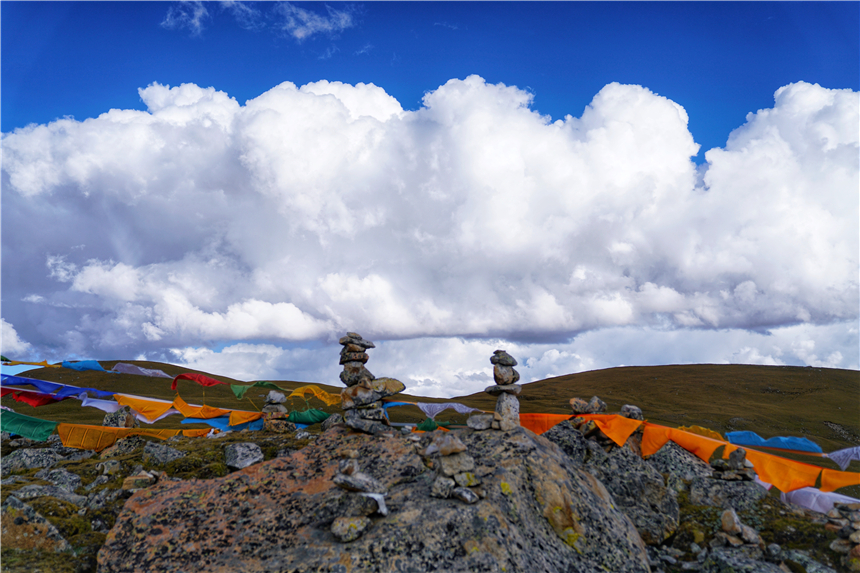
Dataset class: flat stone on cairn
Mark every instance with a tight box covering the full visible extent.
[337,333,405,435]
[480,350,521,431]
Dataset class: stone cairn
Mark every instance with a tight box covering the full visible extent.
[709,447,756,482]
[568,395,618,451]
[262,391,298,433]
[465,350,522,432]
[337,332,405,436]
[827,502,860,570]
[711,506,764,551]
[425,433,480,504]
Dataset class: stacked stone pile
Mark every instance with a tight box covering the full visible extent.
[471,350,521,431]
[330,449,389,542]
[424,433,481,504]
[711,506,764,550]
[826,502,860,570]
[568,395,618,451]
[261,391,288,414]
[262,390,298,433]
[710,447,756,481]
[337,332,405,435]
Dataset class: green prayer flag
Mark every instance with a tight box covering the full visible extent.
[0,355,10,362]
[231,381,284,400]
[1,410,59,442]
[287,409,331,425]
[415,418,450,431]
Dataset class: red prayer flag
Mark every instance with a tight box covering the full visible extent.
[171,372,229,391]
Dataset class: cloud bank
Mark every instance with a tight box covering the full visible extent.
[2,77,857,395]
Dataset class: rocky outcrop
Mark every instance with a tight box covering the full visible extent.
[645,440,713,493]
[98,425,650,573]
[581,440,679,545]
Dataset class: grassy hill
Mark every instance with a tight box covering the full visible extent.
[3,361,858,475]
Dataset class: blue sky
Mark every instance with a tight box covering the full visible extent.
[4,2,857,158]
[2,2,858,395]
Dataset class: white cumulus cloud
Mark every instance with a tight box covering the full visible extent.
[1,77,856,393]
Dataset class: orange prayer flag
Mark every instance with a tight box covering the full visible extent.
[667,427,734,464]
[57,424,186,451]
[171,395,231,419]
[588,414,644,447]
[818,468,860,493]
[744,448,823,492]
[229,411,264,426]
[114,394,173,423]
[641,423,672,457]
[519,413,574,435]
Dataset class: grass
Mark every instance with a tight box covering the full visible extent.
[3,361,858,476]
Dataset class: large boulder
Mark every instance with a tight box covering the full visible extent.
[0,447,65,477]
[0,495,72,553]
[542,420,588,465]
[646,440,713,493]
[224,442,264,470]
[688,476,768,511]
[98,426,650,573]
[582,440,679,545]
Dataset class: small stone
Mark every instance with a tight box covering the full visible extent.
[263,413,297,433]
[342,343,367,353]
[33,468,82,492]
[224,443,264,470]
[430,476,455,498]
[495,392,520,431]
[493,364,520,385]
[491,420,500,430]
[333,471,386,493]
[766,543,781,558]
[143,442,187,465]
[122,472,157,490]
[439,452,475,477]
[721,508,742,535]
[340,362,374,387]
[569,397,589,414]
[339,351,369,365]
[850,530,860,543]
[339,459,360,475]
[331,516,371,543]
[467,414,494,430]
[580,420,599,437]
[265,391,286,404]
[339,333,375,349]
[830,538,853,554]
[710,459,730,471]
[620,404,644,420]
[452,487,479,504]
[454,472,481,487]
[489,350,517,366]
[426,433,467,456]
[740,524,762,546]
[484,384,522,396]
[344,416,390,435]
[97,460,122,475]
[727,448,747,471]
[261,404,288,414]
[321,413,344,431]
[359,492,388,516]
[585,396,606,414]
